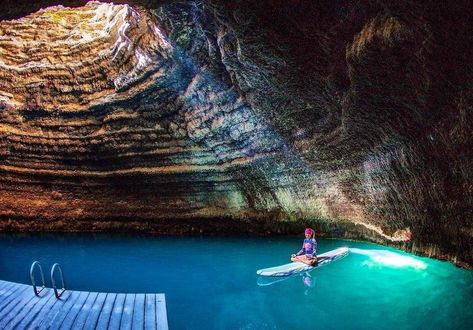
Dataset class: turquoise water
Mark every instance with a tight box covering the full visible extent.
[0,233,472,329]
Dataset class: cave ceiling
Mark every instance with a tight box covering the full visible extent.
[0,0,472,267]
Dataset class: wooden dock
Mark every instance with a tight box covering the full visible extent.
[0,280,168,329]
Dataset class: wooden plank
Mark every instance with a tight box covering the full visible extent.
[120,293,136,330]
[0,281,19,299]
[27,289,68,329]
[145,293,156,330]
[156,294,169,330]
[0,282,30,314]
[59,291,93,329]
[0,280,13,291]
[48,291,89,330]
[109,293,126,329]
[132,294,145,330]
[0,282,17,308]
[0,281,168,330]
[144,293,157,330]
[0,284,38,328]
[7,288,56,329]
[94,293,117,330]
[70,291,99,329]
[83,292,108,330]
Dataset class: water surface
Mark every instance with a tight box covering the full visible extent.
[0,233,472,329]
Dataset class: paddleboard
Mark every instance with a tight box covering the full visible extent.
[256,247,349,277]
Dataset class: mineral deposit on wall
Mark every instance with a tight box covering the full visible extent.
[0,0,471,268]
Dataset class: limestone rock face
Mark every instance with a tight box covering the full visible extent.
[0,0,472,267]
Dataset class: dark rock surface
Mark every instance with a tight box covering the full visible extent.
[0,0,471,268]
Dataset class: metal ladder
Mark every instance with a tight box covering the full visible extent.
[51,263,66,298]
[29,261,46,296]
[30,261,66,299]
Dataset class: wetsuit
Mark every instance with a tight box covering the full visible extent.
[297,238,317,257]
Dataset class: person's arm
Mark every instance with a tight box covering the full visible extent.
[312,239,317,256]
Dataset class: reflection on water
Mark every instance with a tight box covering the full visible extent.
[302,273,316,296]
[1,234,471,329]
[257,248,427,289]
[257,272,316,288]
[349,248,427,269]
[302,273,314,287]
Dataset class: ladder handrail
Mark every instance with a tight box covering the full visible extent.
[30,261,46,296]
[50,263,66,299]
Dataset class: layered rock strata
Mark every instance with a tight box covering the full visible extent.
[0,1,472,268]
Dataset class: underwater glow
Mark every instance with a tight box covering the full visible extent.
[1,235,472,329]
[349,248,427,269]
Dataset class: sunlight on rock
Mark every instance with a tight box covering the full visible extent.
[0,0,471,269]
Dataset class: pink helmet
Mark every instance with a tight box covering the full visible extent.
[305,228,313,235]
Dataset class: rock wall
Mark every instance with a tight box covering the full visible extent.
[0,0,472,267]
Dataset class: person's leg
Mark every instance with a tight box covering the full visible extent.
[301,256,316,266]
[292,255,316,266]
[316,256,329,263]
[309,257,317,266]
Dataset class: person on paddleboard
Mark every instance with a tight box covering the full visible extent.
[291,228,317,266]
